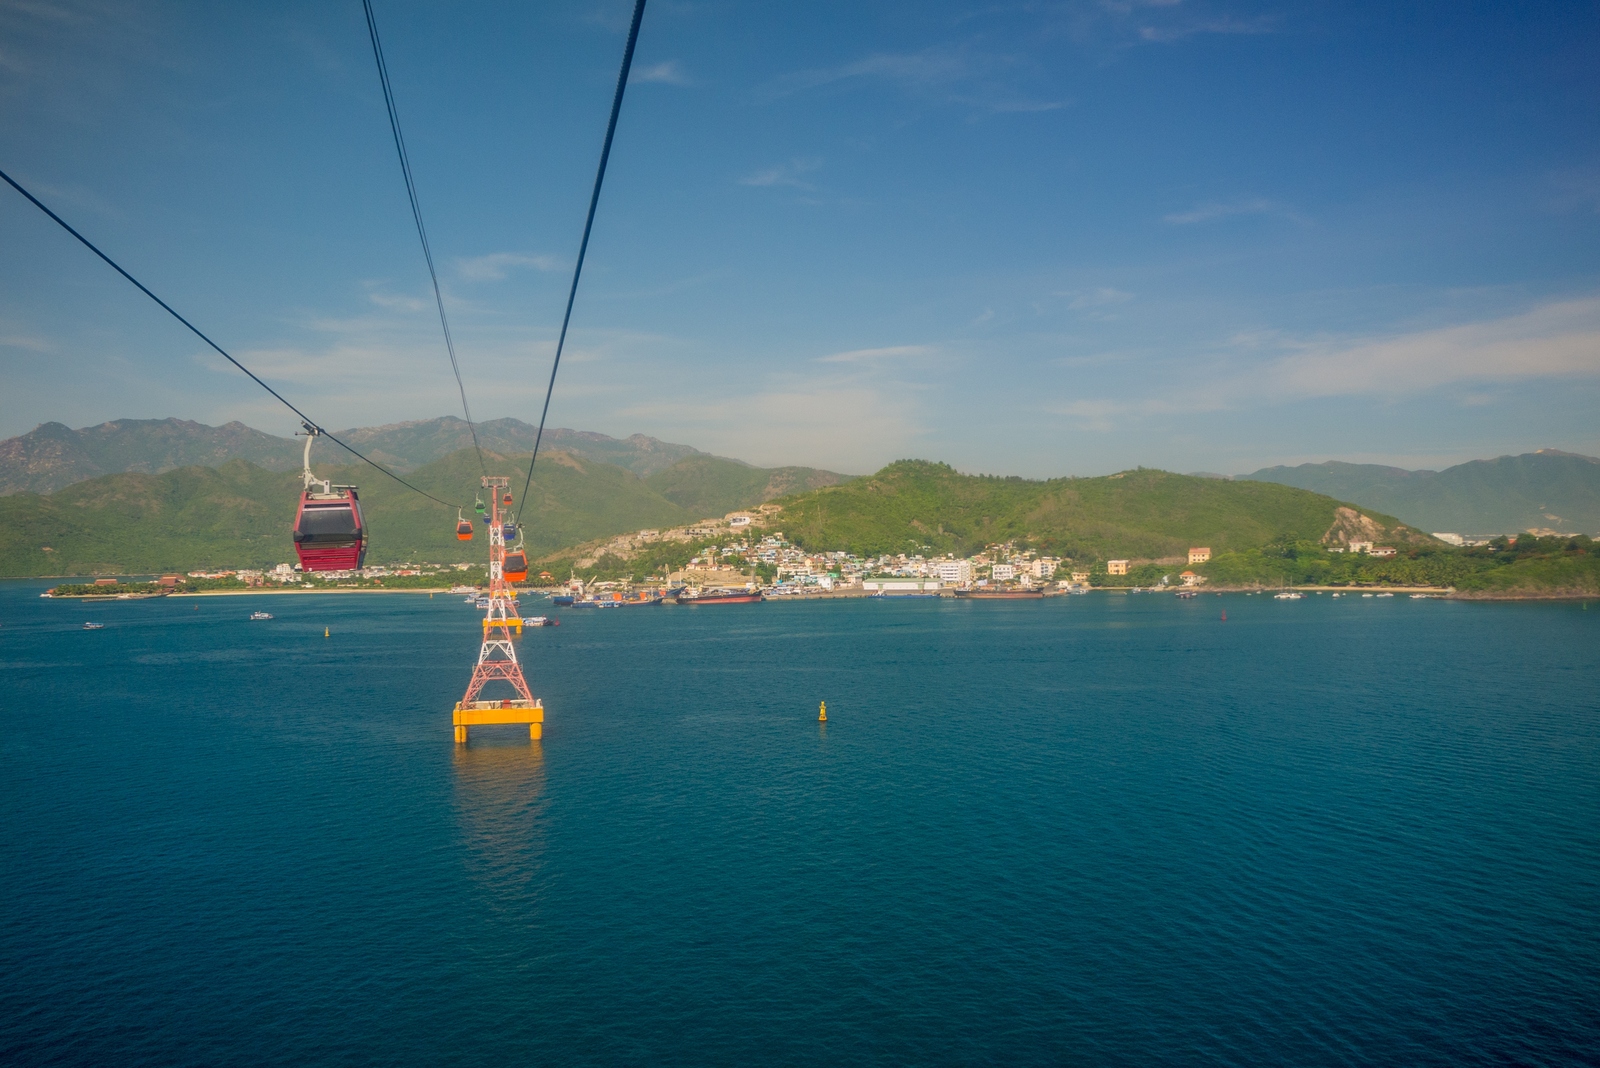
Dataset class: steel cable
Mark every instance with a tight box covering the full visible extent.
[0,164,462,509]
[514,0,648,529]
[361,0,489,482]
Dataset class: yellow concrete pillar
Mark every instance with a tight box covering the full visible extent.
[455,725,468,744]
[529,722,542,740]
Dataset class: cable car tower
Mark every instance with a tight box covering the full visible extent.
[453,476,543,743]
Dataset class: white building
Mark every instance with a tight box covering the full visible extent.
[1432,533,1465,546]
[1028,558,1058,579]
[991,564,1016,581]
[936,559,974,584]
[1349,541,1374,554]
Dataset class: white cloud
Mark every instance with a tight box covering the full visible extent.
[633,60,689,85]
[739,158,823,189]
[454,252,562,281]
[816,344,933,364]
[1163,198,1308,225]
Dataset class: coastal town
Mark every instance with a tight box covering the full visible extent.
[45,500,1473,601]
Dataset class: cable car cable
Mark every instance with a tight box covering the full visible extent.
[514,0,648,529]
[360,0,489,482]
[0,164,462,510]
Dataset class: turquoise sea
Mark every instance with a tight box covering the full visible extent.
[1,583,1597,1065]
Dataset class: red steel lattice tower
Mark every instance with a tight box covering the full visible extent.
[453,476,543,743]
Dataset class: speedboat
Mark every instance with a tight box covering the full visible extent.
[82,621,104,630]
[250,611,273,620]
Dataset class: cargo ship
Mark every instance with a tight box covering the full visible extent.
[570,590,664,608]
[675,587,763,605]
[952,587,1045,600]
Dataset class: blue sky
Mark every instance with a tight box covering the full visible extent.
[2,0,1598,476]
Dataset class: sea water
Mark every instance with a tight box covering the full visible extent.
[1,584,1596,1066]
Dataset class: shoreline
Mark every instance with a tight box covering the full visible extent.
[31,582,1595,603]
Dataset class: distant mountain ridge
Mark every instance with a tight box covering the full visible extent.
[1242,450,1600,535]
[0,419,303,495]
[0,416,761,494]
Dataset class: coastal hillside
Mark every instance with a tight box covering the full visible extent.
[773,461,1427,560]
[1242,450,1600,535]
[644,455,850,518]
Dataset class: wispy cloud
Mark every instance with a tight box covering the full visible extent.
[454,252,562,281]
[366,291,426,313]
[1065,287,1133,309]
[633,59,689,85]
[1163,198,1309,225]
[1254,297,1600,399]
[1137,15,1279,43]
[1051,297,1600,431]
[739,157,822,189]
[766,47,1065,114]
[1549,166,1600,215]
[817,344,934,364]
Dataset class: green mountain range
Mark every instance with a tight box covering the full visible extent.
[772,461,1425,560]
[0,445,849,577]
[1241,450,1600,535]
[0,416,742,495]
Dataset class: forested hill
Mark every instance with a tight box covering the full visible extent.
[1242,450,1600,535]
[774,461,1427,560]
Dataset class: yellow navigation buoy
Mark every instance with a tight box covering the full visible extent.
[819,700,827,722]
[324,626,330,638]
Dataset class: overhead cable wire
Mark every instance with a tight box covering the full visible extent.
[361,0,489,482]
[515,0,648,529]
[0,164,462,509]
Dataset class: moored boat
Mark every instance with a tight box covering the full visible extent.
[675,588,763,605]
[250,611,273,620]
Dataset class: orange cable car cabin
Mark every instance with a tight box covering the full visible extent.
[504,551,529,582]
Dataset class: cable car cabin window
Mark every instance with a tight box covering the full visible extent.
[295,500,363,545]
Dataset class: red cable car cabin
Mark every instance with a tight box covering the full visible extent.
[293,486,367,571]
[456,519,474,541]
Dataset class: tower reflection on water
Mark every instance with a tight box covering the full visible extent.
[451,739,548,904]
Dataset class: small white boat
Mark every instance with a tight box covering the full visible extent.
[1273,591,1302,600]
[250,611,273,620]
[1375,592,1394,598]
[1362,593,1374,598]
[82,621,104,630]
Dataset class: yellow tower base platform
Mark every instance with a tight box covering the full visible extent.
[453,699,544,743]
